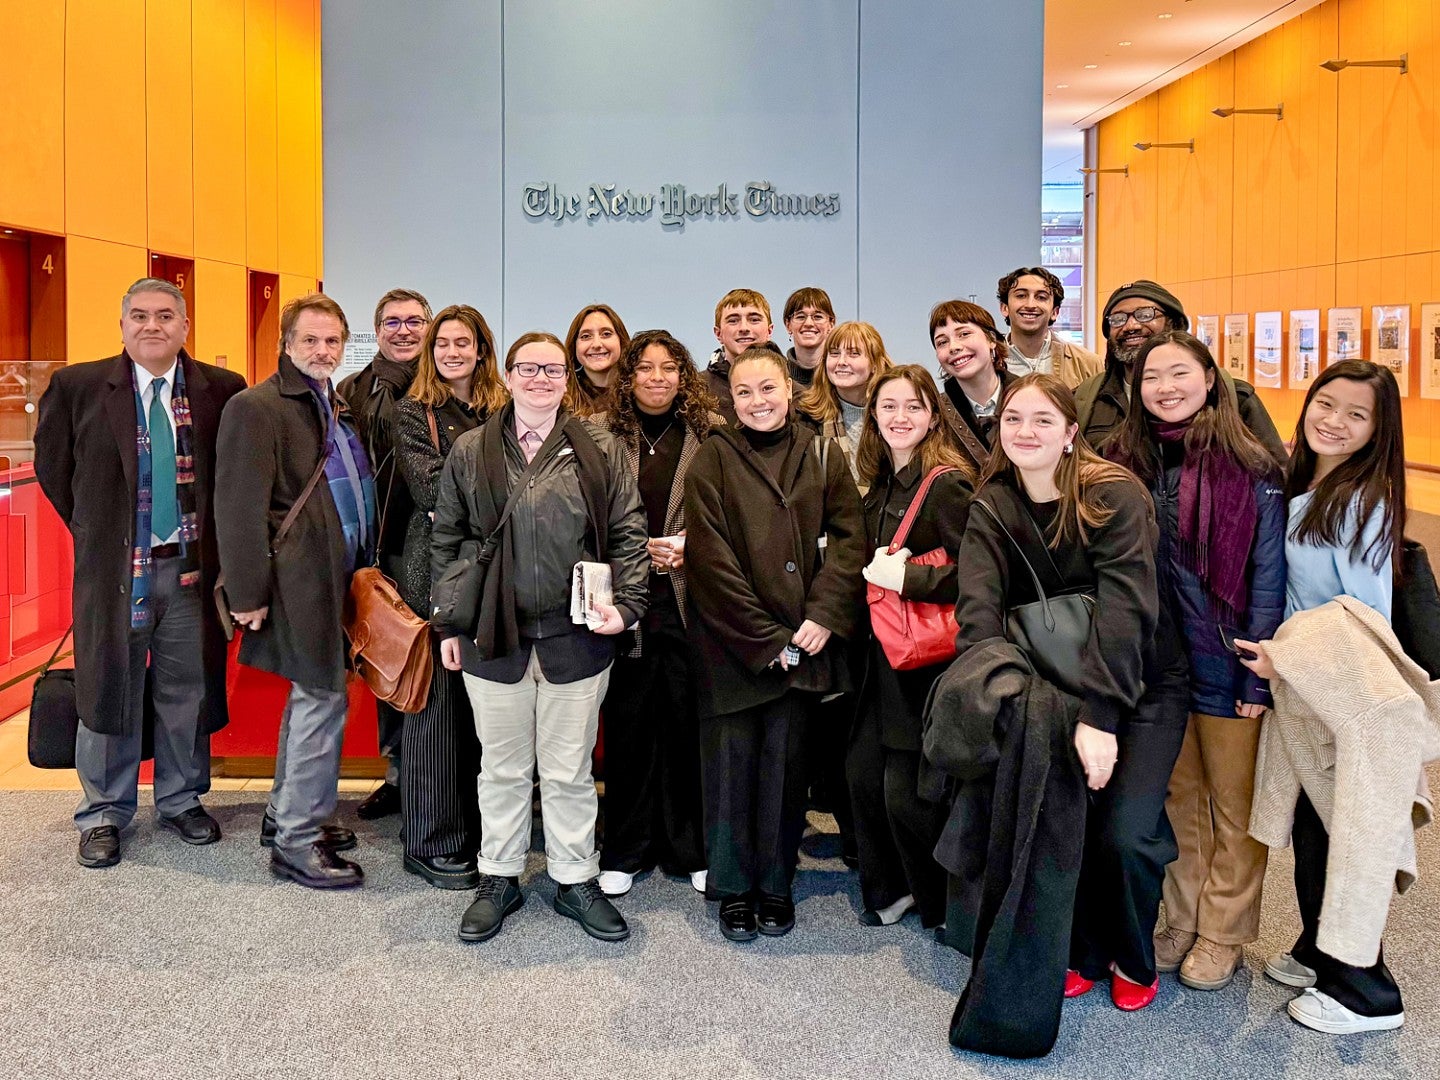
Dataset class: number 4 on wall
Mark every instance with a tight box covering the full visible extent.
[41,255,53,274]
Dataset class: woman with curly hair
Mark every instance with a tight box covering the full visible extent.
[795,320,894,490]
[564,303,631,417]
[593,329,725,899]
[391,304,508,890]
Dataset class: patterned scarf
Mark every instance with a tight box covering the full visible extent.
[130,358,201,629]
[1151,417,1257,620]
[302,374,377,571]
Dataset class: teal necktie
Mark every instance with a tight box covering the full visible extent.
[149,377,179,540]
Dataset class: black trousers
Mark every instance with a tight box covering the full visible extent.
[399,645,481,858]
[846,702,946,923]
[1070,712,1186,984]
[1291,790,1403,1016]
[805,692,855,857]
[598,628,705,875]
[700,692,809,898]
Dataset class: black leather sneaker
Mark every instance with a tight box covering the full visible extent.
[718,895,758,942]
[260,813,356,852]
[554,878,630,942]
[77,825,121,868]
[459,874,524,943]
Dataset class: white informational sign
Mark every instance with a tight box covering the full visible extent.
[1327,307,1363,365]
[1371,304,1410,397]
[1289,310,1321,391]
[1253,311,1282,388]
[341,331,378,380]
[1223,314,1249,380]
[1421,303,1440,401]
[1195,315,1219,354]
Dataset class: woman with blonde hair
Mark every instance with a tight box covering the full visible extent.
[390,304,508,890]
[795,320,894,488]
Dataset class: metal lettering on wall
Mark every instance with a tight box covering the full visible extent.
[521,182,842,228]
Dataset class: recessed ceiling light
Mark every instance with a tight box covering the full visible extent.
[1056,83,1070,89]
[1119,40,1133,46]
[1084,63,1099,69]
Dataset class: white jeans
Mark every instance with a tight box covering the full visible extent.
[463,651,609,884]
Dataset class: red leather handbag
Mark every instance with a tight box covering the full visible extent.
[866,466,960,671]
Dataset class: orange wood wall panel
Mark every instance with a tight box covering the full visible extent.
[145,0,196,258]
[246,0,280,273]
[1094,0,1439,467]
[65,0,147,248]
[192,0,248,266]
[277,0,319,279]
[193,259,249,375]
[66,237,149,363]
[0,4,66,234]
[313,0,325,283]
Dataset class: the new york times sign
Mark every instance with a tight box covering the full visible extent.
[522,181,842,229]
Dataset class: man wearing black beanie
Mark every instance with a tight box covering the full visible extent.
[1076,280,1285,463]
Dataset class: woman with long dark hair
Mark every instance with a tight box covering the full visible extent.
[685,346,866,942]
[1106,330,1287,992]
[1236,360,1409,1034]
[564,303,631,417]
[592,330,724,899]
[391,304,507,889]
[849,366,974,927]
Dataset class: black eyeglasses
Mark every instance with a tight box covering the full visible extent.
[1106,306,1164,329]
[380,316,428,332]
[510,362,567,379]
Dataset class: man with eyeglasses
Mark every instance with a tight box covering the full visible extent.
[781,287,836,389]
[1075,280,1285,463]
[431,331,649,943]
[338,288,432,821]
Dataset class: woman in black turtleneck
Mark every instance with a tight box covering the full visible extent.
[592,330,724,901]
[684,346,866,943]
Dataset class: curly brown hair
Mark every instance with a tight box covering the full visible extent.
[606,329,720,445]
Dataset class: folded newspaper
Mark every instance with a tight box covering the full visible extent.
[570,561,613,630]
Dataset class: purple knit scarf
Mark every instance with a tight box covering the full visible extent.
[1151,418,1257,620]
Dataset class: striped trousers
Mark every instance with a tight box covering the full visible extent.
[400,640,482,858]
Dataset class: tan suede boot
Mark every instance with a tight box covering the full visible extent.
[1153,925,1197,973]
[1179,937,1243,990]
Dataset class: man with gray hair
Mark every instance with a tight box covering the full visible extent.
[35,278,246,868]
[216,293,377,888]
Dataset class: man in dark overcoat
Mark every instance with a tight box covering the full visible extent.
[337,287,431,820]
[34,277,246,868]
[215,293,376,888]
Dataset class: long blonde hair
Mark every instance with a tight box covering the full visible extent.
[796,321,893,427]
[408,304,508,415]
[980,374,1145,547]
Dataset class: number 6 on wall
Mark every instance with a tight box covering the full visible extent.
[264,285,272,300]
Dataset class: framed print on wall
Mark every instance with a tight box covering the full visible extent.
[1327,307,1362,365]
[1371,304,1410,397]
[1289,309,1321,390]
[1223,314,1249,379]
[1195,315,1219,353]
[1421,303,1440,401]
[1253,311,1282,388]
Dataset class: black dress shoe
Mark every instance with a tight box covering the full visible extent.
[158,806,221,845]
[271,843,364,889]
[554,878,630,942]
[719,895,758,941]
[757,893,795,936]
[459,874,524,942]
[404,853,480,890]
[355,781,400,820]
[77,825,121,868]
[259,813,356,852]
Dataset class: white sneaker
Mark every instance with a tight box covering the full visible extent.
[1287,988,1404,1034]
[1265,951,1318,988]
[690,870,707,894]
[875,894,915,926]
[597,870,634,897]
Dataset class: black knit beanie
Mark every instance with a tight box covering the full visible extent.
[1102,280,1189,332]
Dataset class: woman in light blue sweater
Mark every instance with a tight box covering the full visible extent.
[1237,359,1406,1035]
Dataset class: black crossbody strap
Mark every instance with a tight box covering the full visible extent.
[41,626,73,674]
[274,398,337,551]
[476,421,570,566]
[972,499,1056,620]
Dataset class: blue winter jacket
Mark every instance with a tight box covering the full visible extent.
[1148,442,1288,717]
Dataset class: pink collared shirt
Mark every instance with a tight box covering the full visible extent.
[514,411,557,463]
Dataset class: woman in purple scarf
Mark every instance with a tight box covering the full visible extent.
[1107,330,1288,993]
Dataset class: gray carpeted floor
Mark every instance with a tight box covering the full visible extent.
[0,792,1435,1079]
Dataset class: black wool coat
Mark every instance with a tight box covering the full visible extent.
[683,421,866,718]
[33,351,246,737]
[214,354,367,692]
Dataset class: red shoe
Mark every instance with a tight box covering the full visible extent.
[1064,970,1096,998]
[1110,973,1159,1011]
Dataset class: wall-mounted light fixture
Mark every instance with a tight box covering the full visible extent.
[1320,53,1407,74]
[1212,104,1284,119]
[1078,166,1129,176]
[1133,140,1194,152]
